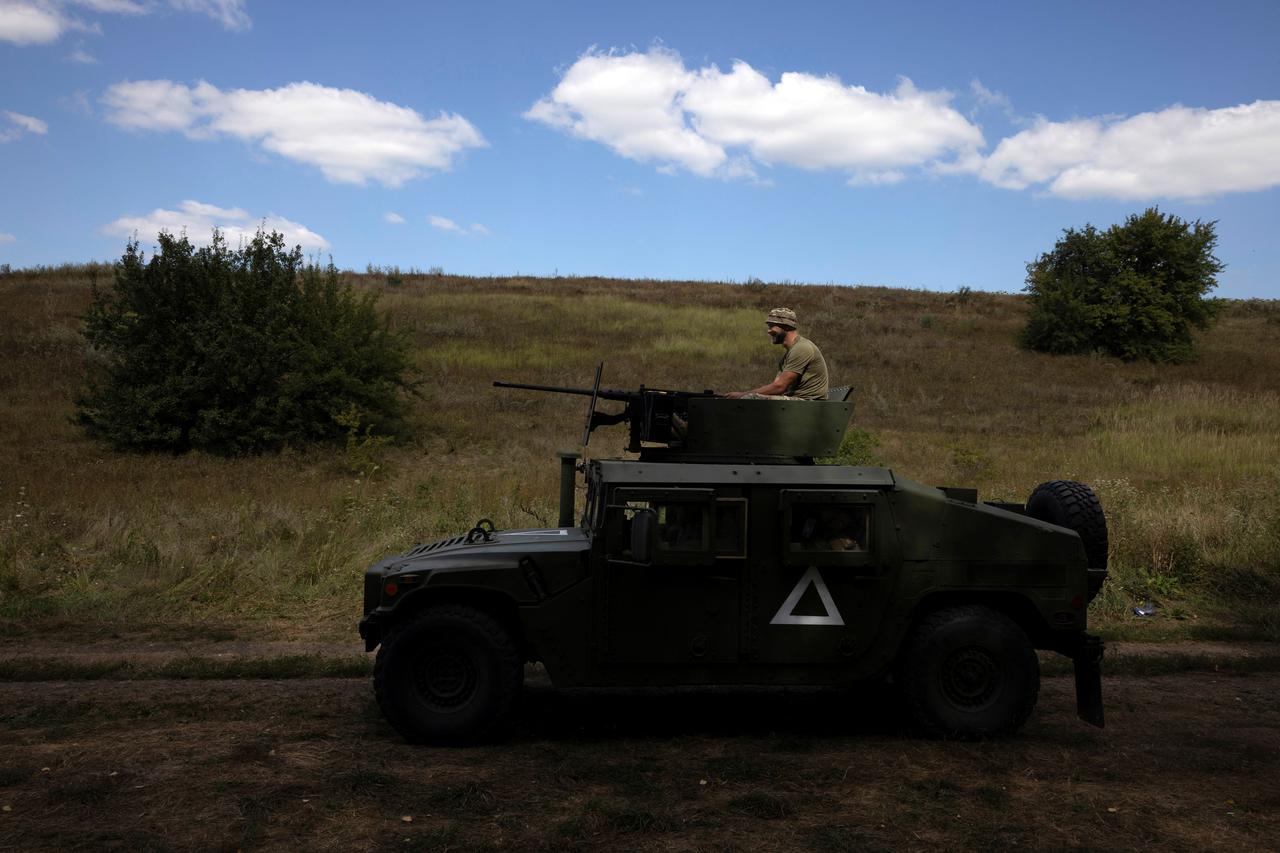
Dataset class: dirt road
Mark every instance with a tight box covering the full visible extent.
[2,650,1278,851]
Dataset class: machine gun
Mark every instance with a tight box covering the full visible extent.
[494,364,854,464]
[494,364,715,452]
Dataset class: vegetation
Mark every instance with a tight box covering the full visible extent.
[75,230,414,454]
[1022,208,1223,362]
[1,264,1278,641]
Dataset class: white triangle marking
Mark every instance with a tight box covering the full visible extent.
[770,567,845,626]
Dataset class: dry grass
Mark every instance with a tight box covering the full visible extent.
[1,267,1278,639]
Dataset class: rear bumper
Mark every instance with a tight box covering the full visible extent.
[1072,633,1105,728]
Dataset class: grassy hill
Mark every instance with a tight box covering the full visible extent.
[2,266,1278,640]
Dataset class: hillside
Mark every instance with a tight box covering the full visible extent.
[2,267,1278,639]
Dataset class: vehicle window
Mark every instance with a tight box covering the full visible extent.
[789,504,871,553]
[656,503,708,552]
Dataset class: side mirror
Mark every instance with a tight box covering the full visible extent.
[630,508,656,564]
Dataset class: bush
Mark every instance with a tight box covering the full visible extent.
[75,230,415,454]
[1022,208,1223,362]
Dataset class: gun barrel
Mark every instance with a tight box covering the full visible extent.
[493,381,635,401]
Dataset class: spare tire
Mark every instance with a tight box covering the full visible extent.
[1026,480,1108,571]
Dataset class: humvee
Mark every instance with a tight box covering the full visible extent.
[359,369,1107,743]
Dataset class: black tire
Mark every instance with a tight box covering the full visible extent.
[899,605,1040,738]
[374,604,522,745]
[1026,480,1108,571]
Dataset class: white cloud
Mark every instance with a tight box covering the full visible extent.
[383,212,405,225]
[102,79,487,187]
[0,2,67,44]
[978,101,1280,199]
[1,110,48,141]
[103,199,330,252]
[0,232,15,244]
[165,0,248,30]
[429,215,488,236]
[67,45,95,62]
[428,214,462,233]
[69,0,144,14]
[525,47,983,182]
[0,0,246,46]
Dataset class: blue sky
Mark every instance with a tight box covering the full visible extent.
[2,0,1277,297]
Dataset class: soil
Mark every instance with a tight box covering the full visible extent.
[2,641,1278,851]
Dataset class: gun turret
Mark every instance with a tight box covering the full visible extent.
[493,378,716,451]
[495,366,854,464]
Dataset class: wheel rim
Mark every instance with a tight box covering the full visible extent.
[939,647,1003,711]
[413,645,478,712]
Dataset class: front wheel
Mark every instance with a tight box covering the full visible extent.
[899,605,1039,737]
[374,604,523,744]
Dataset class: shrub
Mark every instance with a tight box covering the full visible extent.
[75,230,415,454]
[1022,208,1223,362]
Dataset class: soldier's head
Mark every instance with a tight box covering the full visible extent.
[765,307,798,345]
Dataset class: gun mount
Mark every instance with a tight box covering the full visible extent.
[494,367,853,464]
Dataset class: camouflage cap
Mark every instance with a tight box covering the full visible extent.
[765,307,798,329]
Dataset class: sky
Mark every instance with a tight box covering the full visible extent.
[1,0,1278,298]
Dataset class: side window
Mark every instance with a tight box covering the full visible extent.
[656,502,709,552]
[780,489,879,569]
[789,504,871,553]
[605,488,745,564]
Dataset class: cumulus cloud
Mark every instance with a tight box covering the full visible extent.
[525,47,983,182]
[102,79,487,186]
[0,0,247,45]
[428,215,487,235]
[1,110,48,141]
[382,212,405,225]
[103,199,330,251]
[0,2,70,44]
[978,101,1280,199]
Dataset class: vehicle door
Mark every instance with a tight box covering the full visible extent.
[750,489,899,664]
[599,486,748,665]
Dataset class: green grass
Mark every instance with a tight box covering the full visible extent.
[1,266,1278,639]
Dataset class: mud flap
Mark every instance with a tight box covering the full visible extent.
[1073,634,1105,728]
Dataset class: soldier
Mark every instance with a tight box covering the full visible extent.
[725,307,829,400]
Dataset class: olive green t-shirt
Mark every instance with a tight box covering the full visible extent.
[778,336,830,399]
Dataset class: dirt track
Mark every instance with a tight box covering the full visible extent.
[2,642,1279,852]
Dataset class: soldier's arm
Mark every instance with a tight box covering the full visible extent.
[725,370,799,399]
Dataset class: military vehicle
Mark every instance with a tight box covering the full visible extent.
[359,367,1107,744]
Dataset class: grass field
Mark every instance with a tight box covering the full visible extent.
[1,266,1278,641]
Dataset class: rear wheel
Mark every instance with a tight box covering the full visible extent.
[899,605,1039,737]
[374,604,522,744]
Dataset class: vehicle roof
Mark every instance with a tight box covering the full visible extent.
[593,460,895,489]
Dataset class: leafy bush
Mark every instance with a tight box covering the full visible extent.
[1022,208,1223,362]
[76,230,415,454]
[820,426,884,466]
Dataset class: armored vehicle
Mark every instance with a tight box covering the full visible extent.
[359,369,1107,743]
